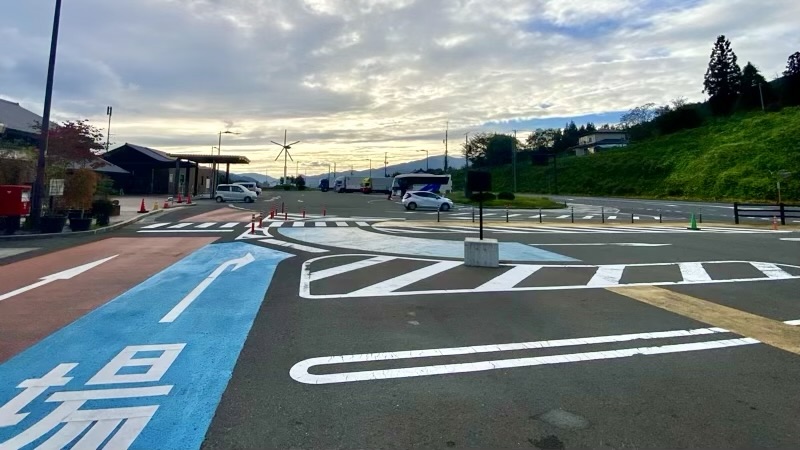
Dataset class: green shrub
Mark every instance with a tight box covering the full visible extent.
[497,191,515,200]
[470,192,497,202]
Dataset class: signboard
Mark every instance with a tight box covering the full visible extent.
[205,178,211,189]
[48,179,64,196]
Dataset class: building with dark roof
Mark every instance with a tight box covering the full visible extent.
[571,130,629,156]
[0,98,46,143]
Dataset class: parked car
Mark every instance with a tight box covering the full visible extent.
[402,191,454,211]
[234,181,262,195]
[215,184,257,203]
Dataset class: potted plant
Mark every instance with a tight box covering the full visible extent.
[92,198,114,226]
[63,168,97,232]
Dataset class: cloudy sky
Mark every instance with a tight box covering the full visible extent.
[2,0,798,175]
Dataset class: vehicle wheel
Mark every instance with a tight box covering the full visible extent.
[408,202,417,210]
[245,196,254,203]
[215,196,224,203]
[440,203,451,211]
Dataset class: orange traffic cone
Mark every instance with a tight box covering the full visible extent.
[176,193,183,204]
[163,200,170,209]
[772,216,779,231]
[186,194,192,204]
[137,198,149,214]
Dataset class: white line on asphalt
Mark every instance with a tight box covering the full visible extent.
[268,222,284,228]
[781,238,800,241]
[750,262,794,279]
[315,222,328,227]
[607,216,618,220]
[308,256,395,282]
[138,230,234,233]
[292,222,306,227]
[141,223,169,229]
[508,214,521,218]
[258,239,328,253]
[356,221,370,227]
[289,320,800,384]
[679,262,712,282]
[168,223,192,229]
[336,222,349,227]
[347,261,463,296]
[533,243,671,247]
[582,215,594,219]
[587,265,626,287]
[557,215,570,219]
[196,222,216,228]
[221,222,239,228]
[474,265,542,291]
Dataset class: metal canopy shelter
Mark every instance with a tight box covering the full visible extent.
[167,153,251,198]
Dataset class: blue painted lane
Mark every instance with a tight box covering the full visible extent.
[0,242,290,450]
[278,227,577,262]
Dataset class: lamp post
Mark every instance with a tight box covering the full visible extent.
[418,150,429,171]
[212,130,238,196]
[30,0,63,227]
[384,152,388,177]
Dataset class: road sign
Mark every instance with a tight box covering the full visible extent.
[48,179,64,196]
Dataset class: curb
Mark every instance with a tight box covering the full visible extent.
[0,204,196,241]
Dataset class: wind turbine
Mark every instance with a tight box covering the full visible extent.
[271,130,300,183]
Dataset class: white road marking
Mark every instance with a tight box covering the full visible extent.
[508,214,521,218]
[160,254,254,323]
[141,223,169,229]
[607,215,618,220]
[168,223,192,229]
[781,238,800,241]
[290,319,800,384]
[258,239,328,253]
[582,215,594,219]
[336,222,349,227]
[475,265,542,291]
[0,255,119,302]
[679,262,712,282]
[315,222,328,227]
[750,262,794,279]
[534,243,671,247]
[347,261,463,296]
[308,256,394,282]
[195,222,216,229]
[557,215,570,219]
[268,222,284,228]
[300,255,800,299]
[138,230,234,233]
[356,221,370,227]
[221,222,239,228]
[587,265,626,287]
[292,222,306,227]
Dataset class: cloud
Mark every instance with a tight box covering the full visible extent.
[2,0,798,175]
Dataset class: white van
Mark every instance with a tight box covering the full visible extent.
[234,181,262,195]
[215,184,257,203]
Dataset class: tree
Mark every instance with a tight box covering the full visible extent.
[620,103,656,128]
[63,168,97,216]
[463,133,515,168]
[784,51,800,76]
[738,62,769,110]
[703,35,742,115]
[295,175,306,190]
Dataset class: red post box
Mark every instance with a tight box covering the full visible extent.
[0,185,32,216]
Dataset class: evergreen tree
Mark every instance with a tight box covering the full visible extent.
[784,51,800,76]
[703,35,742,114]
[738,62,769,110]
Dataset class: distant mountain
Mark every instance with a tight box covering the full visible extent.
[231,173,280,185]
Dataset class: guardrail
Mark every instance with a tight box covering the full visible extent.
[734,202,800,225]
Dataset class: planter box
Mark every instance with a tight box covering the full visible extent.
[40,215,67,234]
[69,217,93,232]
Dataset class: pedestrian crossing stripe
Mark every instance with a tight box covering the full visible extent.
[371,224,792,234]
[138,221,375,232]
[300,254,800,299]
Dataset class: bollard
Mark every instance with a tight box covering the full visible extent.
[601,206,605,224]
[631,213,634,224]
[571,207,574,224]
[323,207,327,216]
[302,209,306,218]
[270,209,275,219]
[251,221,255,233]
[284,211,288,221]
[699,213,703,224]
[437,208,440,223]
[472,207,475,223]
[506,207,509,223]
[281,202,285,213]
[259,216,263,227]
[539,208,542,224]
[659,213,663,224]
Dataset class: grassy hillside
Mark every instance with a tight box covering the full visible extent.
[455,107,800,202]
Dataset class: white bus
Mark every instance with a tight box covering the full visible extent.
[391,174,452,194]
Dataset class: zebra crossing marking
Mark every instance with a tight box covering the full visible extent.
[141,223,169,229]
[258,238,328,253]
[300,255,800,299]
[221,222,239,228]
[168,223,192,229]
[196,222,216,229]
[371,224,791,234]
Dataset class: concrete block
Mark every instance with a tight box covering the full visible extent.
[464,237,499,267]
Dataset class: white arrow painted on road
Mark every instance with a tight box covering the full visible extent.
[160,253,255,323]
[0,255,119,302]
[781,238,800,242]
[533,243,671,247]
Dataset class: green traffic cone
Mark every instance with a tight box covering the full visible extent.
[687,213,700,231]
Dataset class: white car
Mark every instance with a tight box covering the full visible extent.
[215,184,257,203]
[402,191,453,211]
[234,181,262,195]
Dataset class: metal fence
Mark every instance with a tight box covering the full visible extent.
[734,202,800,225]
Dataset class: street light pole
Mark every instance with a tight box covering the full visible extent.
[418,150,429,171]
[384,152,388,177]
[30,0,63,226]
[444,121,449,172]
[512,129,518,193]
[105,106,112,153]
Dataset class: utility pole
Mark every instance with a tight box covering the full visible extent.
[512,129,518,193]
[384,152,388,177]
[105,106,112,153]
[759,83,765,112]
[464,132,469,170]
[30,0,63,227]
[333,162,336,179]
